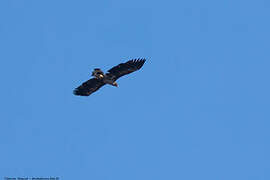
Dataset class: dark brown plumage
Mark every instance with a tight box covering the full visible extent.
[73,58,146,96]
[73,78,105,96]
[106,59,146,81]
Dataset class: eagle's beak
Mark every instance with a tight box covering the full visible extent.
[113,82,118,87]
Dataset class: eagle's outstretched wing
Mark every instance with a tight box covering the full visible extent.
[73,78,106,96]
[106,58,146,81]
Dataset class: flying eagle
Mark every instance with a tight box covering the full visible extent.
[73,58,146,96]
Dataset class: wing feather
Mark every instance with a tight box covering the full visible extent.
[73,78,105,96]
[107,58,146,81]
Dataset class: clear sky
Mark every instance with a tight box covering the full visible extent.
[0,0,269,179]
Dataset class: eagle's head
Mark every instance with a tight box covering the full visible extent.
[92,68,104,79]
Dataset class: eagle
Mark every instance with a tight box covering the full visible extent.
[73,58,146,96]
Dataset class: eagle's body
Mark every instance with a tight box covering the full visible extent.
[73,59,146,96]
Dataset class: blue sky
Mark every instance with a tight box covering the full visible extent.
[0,0,269,179]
